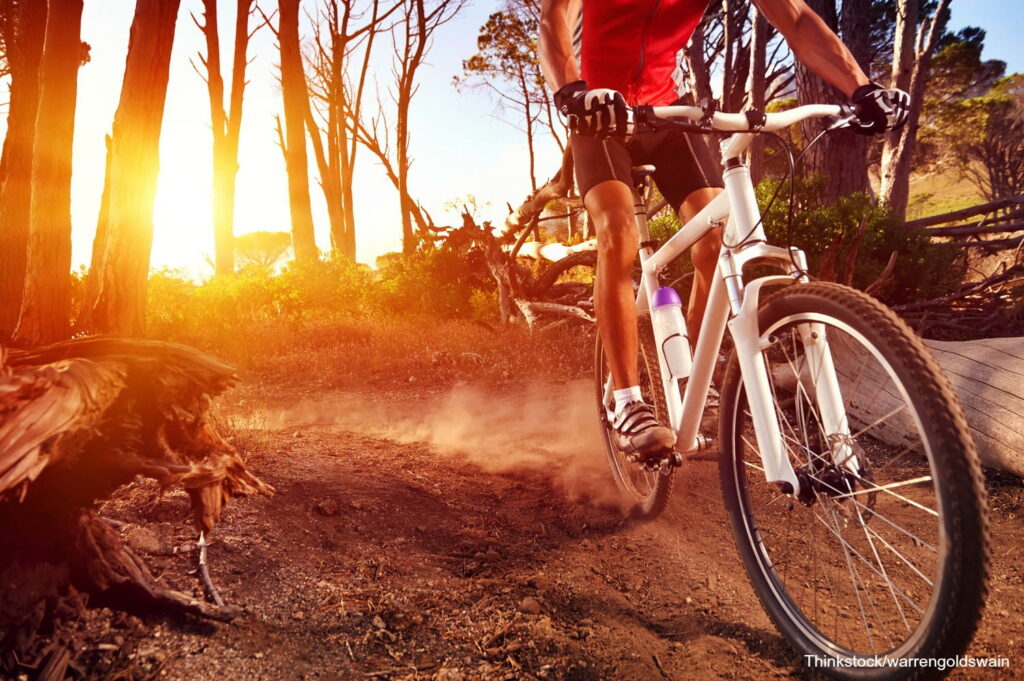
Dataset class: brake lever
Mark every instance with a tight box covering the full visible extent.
[823,103,859,132]
[625,104,657,141]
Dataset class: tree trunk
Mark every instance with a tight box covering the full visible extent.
[520,65,537,192]
[795,0,868,203]
[879,0,917,186]
[303,96,342,253]
[15,0,83,345]
[200,0,254,276]
[333,45,354,261]
[78,0,181,336]
[279,0,318,262]
[879,0,950,222]
[721,0,749,112]
[836,0,870,191]
[683,19,712,106]
[0,0,46,338]
[397,84,415,253]
[746,6,767,181]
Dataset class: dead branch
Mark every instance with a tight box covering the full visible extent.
[905,194,1024,229]
[503,146,574,237]
[515,300,595,331]
[895,265,1023,313]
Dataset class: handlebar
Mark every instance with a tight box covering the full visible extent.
[634,103,855,135]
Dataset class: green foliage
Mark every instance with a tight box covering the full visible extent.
[944,74,1024,200]
[918,27,1007,172]
[375,245,489,319]
[647,211,694,291]
[147,259,376,355]
[453,0,563,158]
[758,177,961,303]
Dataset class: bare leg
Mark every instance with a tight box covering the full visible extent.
[586,179,640,390]
[679,187,724,342]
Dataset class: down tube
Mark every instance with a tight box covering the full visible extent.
[675,270,731,451]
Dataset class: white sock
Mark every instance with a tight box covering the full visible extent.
[613,386,643,414]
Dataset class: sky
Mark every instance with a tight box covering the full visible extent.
[2,0,1023,276]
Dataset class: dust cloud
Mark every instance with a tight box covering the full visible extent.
[266,380,624,509]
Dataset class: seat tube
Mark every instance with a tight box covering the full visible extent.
[633,184,684,432]
[635,182,659,311]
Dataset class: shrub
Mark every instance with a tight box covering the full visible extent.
[757,178,961,303]
[639,178,961,304]
[373,245,490,318]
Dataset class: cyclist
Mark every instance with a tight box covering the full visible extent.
[539,0,909,462]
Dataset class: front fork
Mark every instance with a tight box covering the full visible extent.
[724,247,858,498]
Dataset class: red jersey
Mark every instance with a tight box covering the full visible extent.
[579,0,709,106]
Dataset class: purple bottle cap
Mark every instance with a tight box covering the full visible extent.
[652,286,682,308]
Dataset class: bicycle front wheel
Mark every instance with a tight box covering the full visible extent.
[718,282,989,680]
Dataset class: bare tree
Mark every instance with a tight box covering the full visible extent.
[682,13,714,106]
[879,0,951,222]
[194,0,266,276]
[276,0,318,262]
[351,0,465,254]
[305,0,396,261]
[455,0,563,192]
[720,0,750,112]
[0,0,46,338]
[681,2,792,114]
[78,0,181,336]
[959,96,1024,202]
[15,0,83,344]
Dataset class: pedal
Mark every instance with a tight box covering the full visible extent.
[628,449,683,472]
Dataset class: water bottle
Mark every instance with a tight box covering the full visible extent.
[651,287,692,380]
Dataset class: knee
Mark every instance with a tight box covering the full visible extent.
[691,227,722,271]
[595,210,638,266]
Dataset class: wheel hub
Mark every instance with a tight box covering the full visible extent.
[794,463,858,506]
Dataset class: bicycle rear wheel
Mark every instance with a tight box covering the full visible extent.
[718,282,989,680]
[595,312,674,519]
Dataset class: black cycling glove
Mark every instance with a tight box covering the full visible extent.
[554,80,629,138]
[850,83,911,135]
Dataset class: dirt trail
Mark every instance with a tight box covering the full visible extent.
[84,379,1024,680]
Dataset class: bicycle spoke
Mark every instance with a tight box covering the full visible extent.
[831,475,933,500]
[850,403,909,441]
[811,509,925,616]
[845,475,939,518]
[864,523,934,587]
[815,502,879,652]
[850,488,913,636]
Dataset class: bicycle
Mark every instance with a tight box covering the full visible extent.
[593,102,990,678]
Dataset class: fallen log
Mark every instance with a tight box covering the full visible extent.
[924,337,1024,476]
[776,336,1024,477]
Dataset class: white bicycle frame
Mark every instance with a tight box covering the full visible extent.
[607,104,859,497]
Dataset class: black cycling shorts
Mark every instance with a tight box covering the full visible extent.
[571,127,723,212]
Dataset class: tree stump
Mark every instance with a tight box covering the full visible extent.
[0,338,273,670]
